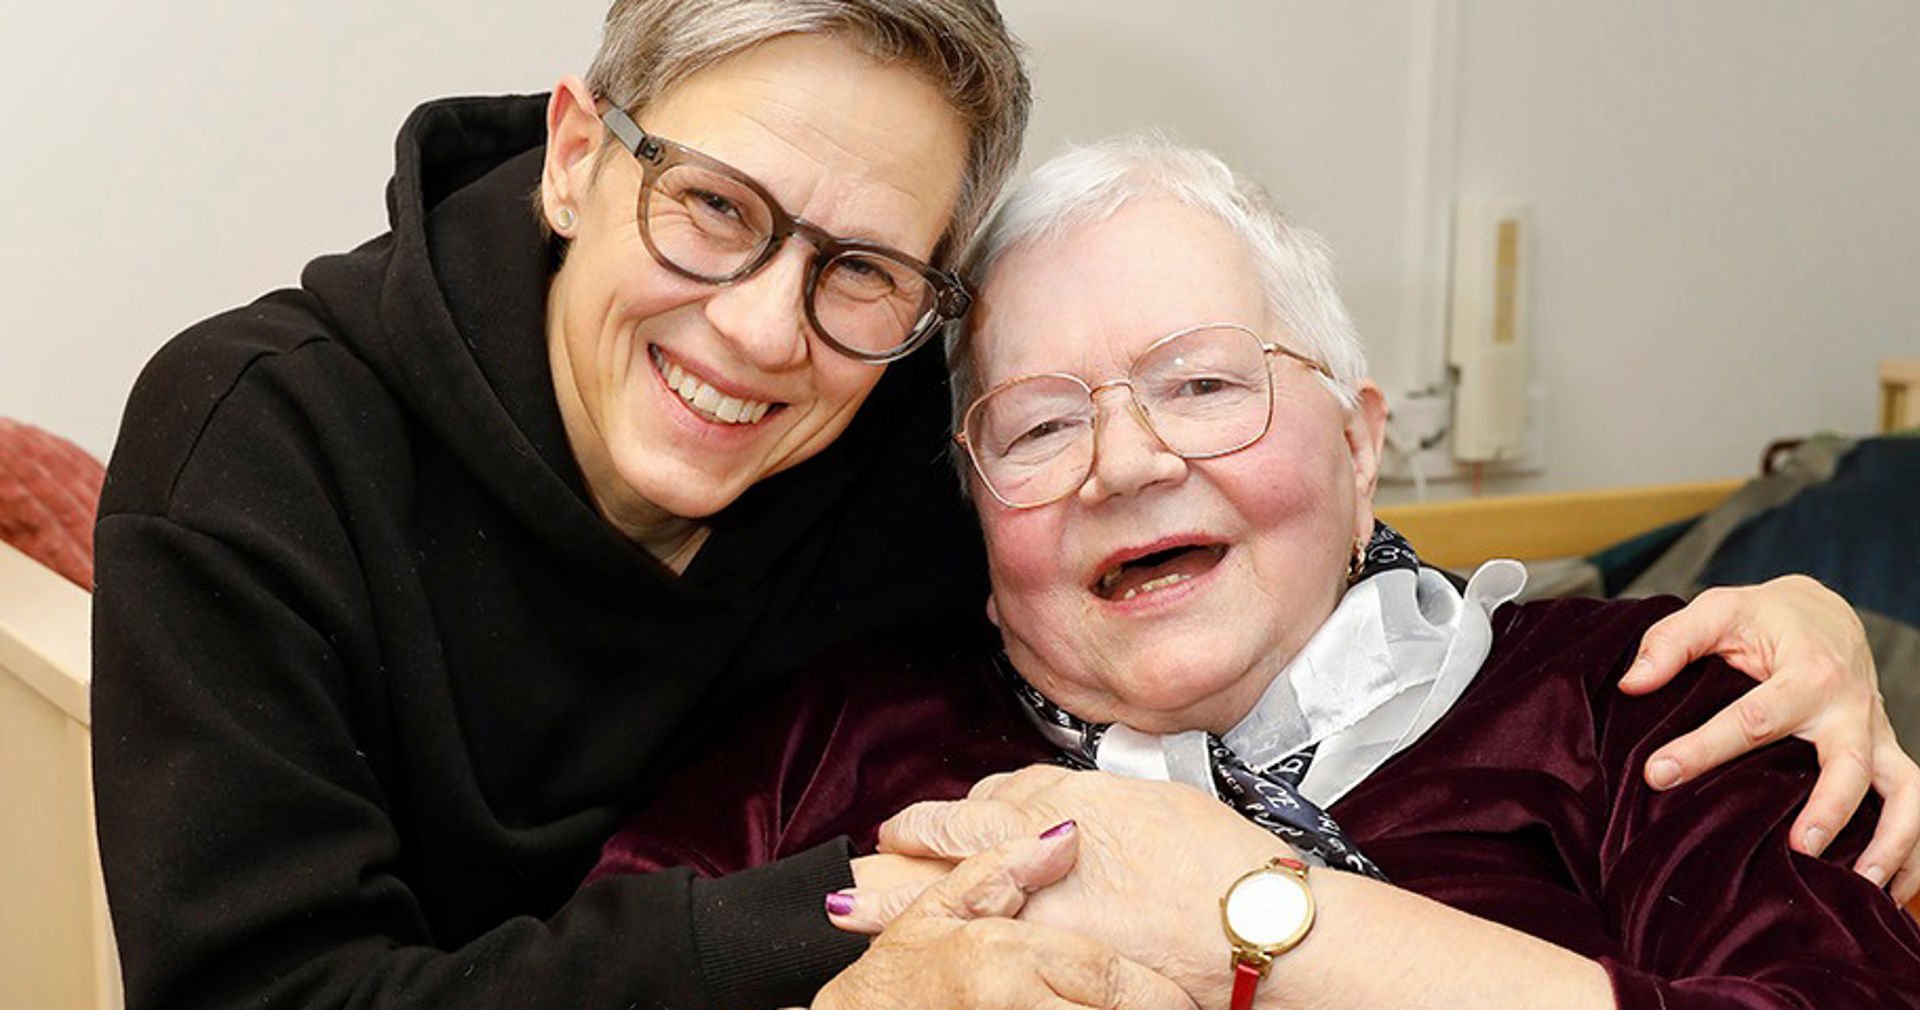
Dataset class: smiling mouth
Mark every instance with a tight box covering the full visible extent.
[650,345,779,425]
[1091,543,1228,602]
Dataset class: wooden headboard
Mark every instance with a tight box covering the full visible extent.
[1377,479,1742,570]
[1379,357,1918,572]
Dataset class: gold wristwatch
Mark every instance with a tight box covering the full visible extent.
[1219,856,1315,1010]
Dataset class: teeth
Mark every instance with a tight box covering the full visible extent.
[1120,572,1190,601]
[650,346,773,425]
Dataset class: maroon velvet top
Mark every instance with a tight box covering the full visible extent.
[594,596,1920,1008]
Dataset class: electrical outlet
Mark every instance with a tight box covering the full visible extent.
[1378,383,1547,487]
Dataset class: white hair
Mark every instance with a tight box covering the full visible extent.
[946,133,1368,445]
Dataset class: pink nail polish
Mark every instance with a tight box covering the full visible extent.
[825,891,856,916]
[1040,819,1076,839]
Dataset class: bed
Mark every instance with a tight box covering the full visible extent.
[1380,357,1919,570]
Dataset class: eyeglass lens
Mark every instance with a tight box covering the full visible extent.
[642,161,939,357]
[966,326,1276,506]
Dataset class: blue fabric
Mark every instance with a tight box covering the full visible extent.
[1700,437,1920,625]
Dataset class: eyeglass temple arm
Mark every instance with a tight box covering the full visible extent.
[1264,342,1334,380]
[599,106,657,161]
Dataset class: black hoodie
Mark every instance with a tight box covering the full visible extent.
[93,95,988,1010]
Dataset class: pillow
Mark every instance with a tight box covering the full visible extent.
[0,418,106,591]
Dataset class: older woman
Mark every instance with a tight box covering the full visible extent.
[94,3,1908,1009]
[595,137,1920,1009]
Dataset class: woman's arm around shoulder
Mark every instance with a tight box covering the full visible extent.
[94,325,854,1010]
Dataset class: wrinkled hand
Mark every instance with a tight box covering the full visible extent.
[875,765,1288,1008]
[1619,574,1920,900]
[814,824,1194,1010]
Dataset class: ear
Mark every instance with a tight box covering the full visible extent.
[541,75,604,236]
[985,592,1001,629]
[1342,380,1389,544]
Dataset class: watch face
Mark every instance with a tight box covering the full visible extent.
[1225,870,1312,947]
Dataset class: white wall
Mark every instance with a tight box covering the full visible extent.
[0,2,607,458]
[1450,0,1920,493]
[1001,1,1431,394]
[3,2,1915,501]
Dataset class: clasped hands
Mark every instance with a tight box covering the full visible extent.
[820,766,1264,1010]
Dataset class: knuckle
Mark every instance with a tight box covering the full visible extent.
[1734,695,1777,744]
[1637,618,1680,650]
[1695,584,1745,612]
[954,873,1015,919]
[934,819,973,854]
[885,801,939,838]
[894,804,932,834]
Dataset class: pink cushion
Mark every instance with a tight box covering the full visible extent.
[0,419,105,591]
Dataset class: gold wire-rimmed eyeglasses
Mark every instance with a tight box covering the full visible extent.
[954,323,1334,509]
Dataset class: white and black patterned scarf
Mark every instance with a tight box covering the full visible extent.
[1001,523,1526,880]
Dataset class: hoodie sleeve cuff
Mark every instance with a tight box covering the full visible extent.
[691,837,870,1008]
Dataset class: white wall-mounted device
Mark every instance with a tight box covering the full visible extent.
[1447,199,1532,463]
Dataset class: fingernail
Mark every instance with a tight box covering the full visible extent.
[1622,656,1652,683]
[1647,757,1682,790]
[1040,819,1076,840]
[1862,864,1888,888]
[1803,826,1830,856]
[825,891,856,916]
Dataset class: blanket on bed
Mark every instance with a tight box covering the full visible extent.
[1625,434,1920,742]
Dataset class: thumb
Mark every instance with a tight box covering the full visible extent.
[1618,589,1747,694]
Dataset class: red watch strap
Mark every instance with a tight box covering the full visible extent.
[1230,960,1262,1010]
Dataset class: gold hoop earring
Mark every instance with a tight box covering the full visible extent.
[1346,535,1367,584]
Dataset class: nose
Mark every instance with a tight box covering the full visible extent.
[701,240,813,371]
[1077,385,1187,504]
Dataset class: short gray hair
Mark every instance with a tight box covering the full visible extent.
[585,0,1030,260]
[947,135,1367,457]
